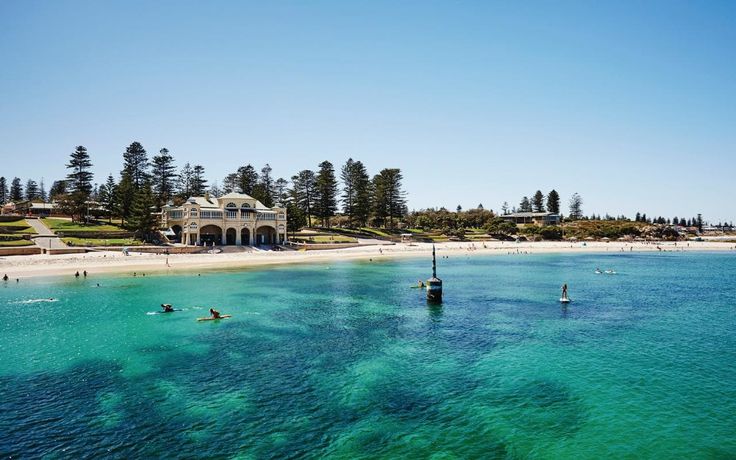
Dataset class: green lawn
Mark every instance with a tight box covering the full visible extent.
[62,237,144,247]
[0,239,35,247]
[292,235,358,244]
[42,218,125,232]
[0,219,36,234]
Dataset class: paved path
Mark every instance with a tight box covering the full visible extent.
[26,219,68,250]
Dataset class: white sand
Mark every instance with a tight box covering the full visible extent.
[1,240,734,280]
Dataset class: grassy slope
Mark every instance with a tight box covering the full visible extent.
[41,218,125,232]
[62,237,144,247]
[0,219,36,234]
[0,239,35,247]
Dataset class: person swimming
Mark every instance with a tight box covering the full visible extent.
[161,304,175,313]
[595,267,602,274]
[209,308,221,319]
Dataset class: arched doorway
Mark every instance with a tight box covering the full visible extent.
[241,228,251,246]
[200,225,223,245]
[226,228,236,245]
[171,225,182,243]
[255,225,276,245]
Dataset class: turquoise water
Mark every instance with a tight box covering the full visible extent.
[1,252,735,458]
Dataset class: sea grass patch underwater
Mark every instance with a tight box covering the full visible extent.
[1,252,735,458]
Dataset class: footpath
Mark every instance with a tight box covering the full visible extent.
[26,218,69,251]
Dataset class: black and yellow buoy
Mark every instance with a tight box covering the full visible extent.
[426,244,442,303]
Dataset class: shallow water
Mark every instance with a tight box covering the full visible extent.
[1,252,735,458]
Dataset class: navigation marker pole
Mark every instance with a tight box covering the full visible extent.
[426,244,443,303]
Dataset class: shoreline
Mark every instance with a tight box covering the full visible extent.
[1,241,734,281]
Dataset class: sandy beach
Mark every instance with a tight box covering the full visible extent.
[1,240,734,280]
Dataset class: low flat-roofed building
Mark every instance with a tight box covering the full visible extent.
[501,212,560,226]
[162,192,287,246]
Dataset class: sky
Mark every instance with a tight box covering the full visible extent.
[1,0,734,222]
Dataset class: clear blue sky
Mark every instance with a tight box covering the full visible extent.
[1,1,734,222]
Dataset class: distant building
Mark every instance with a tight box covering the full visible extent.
[501,212,560,226]
[3,200,56,216]
[162,192,287,246]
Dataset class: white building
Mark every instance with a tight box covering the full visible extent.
[162,193,287,246]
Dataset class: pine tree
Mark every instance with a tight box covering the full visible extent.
[10,177,23,202]
[236,165,259,195]
[66,146,94,195]
[372,168,406,228]
[151,148,177,207]
[191,165,208,196]
[49,180,67,201]
[286,201,307,237]
[39,178,47,202]
[501,201,509,215]
[274,178,289,205]
[696,214,703,232]
[314,161,338,227]
[290,170,316,227]
[128,181,157,241]
[341,159,358,222]
[116,171,135,224]
[257,164,275,207]
[100,174,118,223]
[532,190,545,212]
[209,182,223,198]
[176,163,194,198]
[122,142,149,189]
[519,196,532,212]
[65,146,94,221]
[345,160,372,227]
[24,179,39,201]
[0,177,7,204]
[222,173,239,194]
[546,190,560,214]
[568,193,583,220]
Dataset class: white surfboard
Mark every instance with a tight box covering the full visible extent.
[560,298,571,303]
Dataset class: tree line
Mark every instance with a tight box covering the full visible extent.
[218,159,407,230]
[0,143,408,240]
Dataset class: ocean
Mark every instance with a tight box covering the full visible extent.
[1,252,735,458]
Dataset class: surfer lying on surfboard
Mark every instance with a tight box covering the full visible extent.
[160,303,176,313]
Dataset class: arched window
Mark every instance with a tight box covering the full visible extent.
[241,203,251,208]
[225,202,237,208]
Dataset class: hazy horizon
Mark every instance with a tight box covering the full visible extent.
[1,1,734,222]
